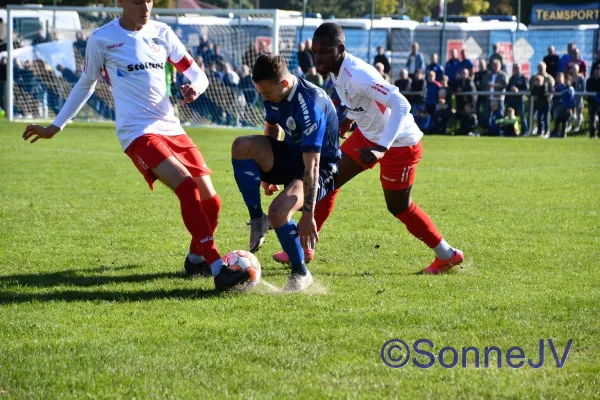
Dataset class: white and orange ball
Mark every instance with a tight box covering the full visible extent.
[223,250,262,292]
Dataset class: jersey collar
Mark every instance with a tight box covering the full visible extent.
[285,76,299,102]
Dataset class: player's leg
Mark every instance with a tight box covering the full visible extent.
[272,131,369,265]
[124,133,246,290]
[268,179,313,291]
[148,156,247,289]
[231,135,275,252]
[163,135,223,276]
[380,142,463,274]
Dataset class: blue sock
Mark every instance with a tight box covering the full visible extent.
[232,158,263,220]
[274,220,307,275]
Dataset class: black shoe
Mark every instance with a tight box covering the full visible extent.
[184,257,211,277]
[214,267,250,291]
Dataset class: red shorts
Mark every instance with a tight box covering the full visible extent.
[340,128,422,190]
[125,133,211,190]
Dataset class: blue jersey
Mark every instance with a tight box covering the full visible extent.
[264,77,341,163]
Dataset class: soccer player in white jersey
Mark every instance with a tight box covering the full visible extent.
[22,0,249,290]
[274,23,464,274]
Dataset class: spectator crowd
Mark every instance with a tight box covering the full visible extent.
[2,26,600,139]
[377,41,600,138]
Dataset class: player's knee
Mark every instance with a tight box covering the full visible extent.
[386,200,410,216]
[231,136,253,159]
[268,203,289,228]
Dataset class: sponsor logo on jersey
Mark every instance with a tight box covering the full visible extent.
[116,69,127,77]
[106,42,124,50]
[303,122,318,136]
[126,62,165,72]
[349,106,365,112]
[286,117,296,131]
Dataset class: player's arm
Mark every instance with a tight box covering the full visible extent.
[354,75,412,164]
[264,121,281,140]
[166,27,208,104]
[260,108,281,196]
[23,35,103,143]
[299,151,320,250]
[297,101,327,250]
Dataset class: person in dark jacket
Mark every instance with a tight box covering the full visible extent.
[394,69,412,93]
[373,46,391,74]
[506,63,530,135]
[586,66,600,138]
[425,70,441,116]
[408,69,425,111]
[455,68,477,115]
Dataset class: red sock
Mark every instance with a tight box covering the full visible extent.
[201,194,221,234]
[395,202,443,249]
[314,188,340,232]
[175,178,221,265]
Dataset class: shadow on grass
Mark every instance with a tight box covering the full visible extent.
[0,287,220,304]
[0,264,226,303]
[0,264,188,288]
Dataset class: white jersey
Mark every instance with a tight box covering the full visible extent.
[331,53,423,147]
[57,19,190,150]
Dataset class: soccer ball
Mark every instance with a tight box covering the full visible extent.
[223,250,262,292]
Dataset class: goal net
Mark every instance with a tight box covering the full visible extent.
[3,6,308,128]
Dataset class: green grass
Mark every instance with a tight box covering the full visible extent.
[1,120,599,399]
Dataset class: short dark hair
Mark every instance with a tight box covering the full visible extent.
[252,53,288,83]
[313,22,345,47]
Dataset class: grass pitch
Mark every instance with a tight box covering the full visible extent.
[1,120,599,399]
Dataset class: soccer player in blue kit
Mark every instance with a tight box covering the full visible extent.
[231,53,341,292]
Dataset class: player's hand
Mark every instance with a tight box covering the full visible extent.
[356,145,387,165]
[180,84,202,104]
[298,213,319,251]
[262,182,279,196]
[22,124,60,143]
[338,119,354,139]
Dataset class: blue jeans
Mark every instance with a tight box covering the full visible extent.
[536,104,550,135]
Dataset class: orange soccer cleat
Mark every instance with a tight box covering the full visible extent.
[272,249,315,265]
[422,249,464,275]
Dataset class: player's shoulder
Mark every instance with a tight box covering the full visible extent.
[296,77,331,111]
[89,19,120,40]
[342,53,382,85]
[146,19,173,35]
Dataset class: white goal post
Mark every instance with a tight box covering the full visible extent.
[4,5,284,127]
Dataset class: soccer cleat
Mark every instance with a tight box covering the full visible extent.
[214,266,250,291]
[422,249,464,275]
[272,249,315,265]
[184,257,211,277]
[248,213,271,253]
[284,270,313,292]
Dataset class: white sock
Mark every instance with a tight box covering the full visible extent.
[433,239,455,260]
[187,251,205,264]
[210,259,225,277]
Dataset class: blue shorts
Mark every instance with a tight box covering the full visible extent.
[260,137,338,203]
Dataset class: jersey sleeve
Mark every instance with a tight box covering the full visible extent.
[264,104,278,126]
[81,33,104,81]
[52,34,103,129]
[298,93,326,153]
[165,26,192,71]
[353,69,399,106]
